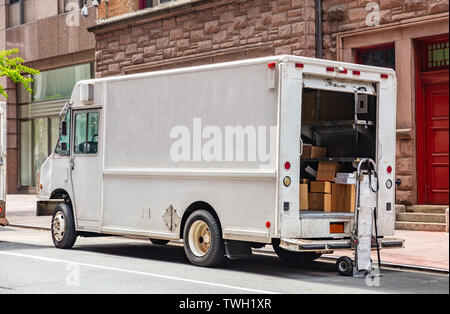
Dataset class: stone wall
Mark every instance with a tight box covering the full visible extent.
[93,0,316,77]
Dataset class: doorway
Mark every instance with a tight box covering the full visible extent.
[416,35,449,205]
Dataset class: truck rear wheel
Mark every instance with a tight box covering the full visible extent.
[272,240,321,265]
[51,203,77,249]
[183,210,225,267]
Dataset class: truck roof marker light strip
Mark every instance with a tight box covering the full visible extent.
[381,73,389,79]
[268,63,276,69]
[352,70,361,75]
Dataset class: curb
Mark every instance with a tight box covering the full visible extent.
[319,255,449,275]
[6,224,50,231]
[253,248,450,275]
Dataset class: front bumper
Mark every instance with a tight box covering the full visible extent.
[280,237,405,253]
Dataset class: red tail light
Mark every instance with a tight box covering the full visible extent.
[295,63,304,68]
[381,73,389,79]
[268,63,276,69]
[326,67,335,72]
[352,70,361,75]
[284,161,291,170]
[387,166,392,174]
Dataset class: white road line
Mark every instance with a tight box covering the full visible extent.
[0,251,279,294]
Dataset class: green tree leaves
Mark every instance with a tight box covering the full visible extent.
[0,48,39,98]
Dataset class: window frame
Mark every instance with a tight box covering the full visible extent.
[55,108,71,156]
[72,109,101,157]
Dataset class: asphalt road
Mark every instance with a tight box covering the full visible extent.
[0,226,448,294]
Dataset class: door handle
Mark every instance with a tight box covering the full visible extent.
[70,157,75,170]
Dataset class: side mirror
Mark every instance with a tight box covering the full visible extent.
[61,142,68,152]
[61,121,68,136]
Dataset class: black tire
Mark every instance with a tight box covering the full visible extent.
[51,203,77,249]
[336,256,354,276]
[183,210,225,267]
[150,239,170,245]
[272,240,322,265]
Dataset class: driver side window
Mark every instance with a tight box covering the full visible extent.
[74,111,99,155]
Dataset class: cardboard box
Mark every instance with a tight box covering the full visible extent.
[331,183,356,212]
[310,181,332,194]
[299,184,309,210]
[316,162,341,182]
[301,178,310,184]
[309,193,332,211]
[303,145,327,158]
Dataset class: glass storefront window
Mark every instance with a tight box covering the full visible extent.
[19,121,32,187]
[32,118,49,187]
[50,117,60,152]
[32,63,92,102]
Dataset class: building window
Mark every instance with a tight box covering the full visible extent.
[32,63,92,102]
[356,43,396,69]
[139,0,174,9]
[423,37,449,71]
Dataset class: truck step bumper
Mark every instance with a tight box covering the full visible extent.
[280,237,404,253]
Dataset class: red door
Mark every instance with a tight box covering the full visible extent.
[416,35,449,205]
[425,82,449,204]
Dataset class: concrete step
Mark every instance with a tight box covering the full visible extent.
[396,212,446,223]
[395,221,446,232]
[406,205,448,214]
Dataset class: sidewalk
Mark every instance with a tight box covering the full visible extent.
[3,194,51,230]
[2,194,449,271]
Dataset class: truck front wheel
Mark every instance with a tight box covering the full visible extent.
[183,210,225,267]
[272,240,321,265]
[51,203,77,249]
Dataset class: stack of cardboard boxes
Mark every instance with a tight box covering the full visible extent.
[299,145,356,212]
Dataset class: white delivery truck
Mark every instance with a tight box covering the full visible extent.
[37,55,404,270]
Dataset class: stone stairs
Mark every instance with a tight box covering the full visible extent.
[395,205,448,232]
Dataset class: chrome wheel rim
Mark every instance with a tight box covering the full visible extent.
[52,212,65,242]
[188,220,212,257]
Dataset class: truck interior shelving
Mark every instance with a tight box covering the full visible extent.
[300,86,378,214]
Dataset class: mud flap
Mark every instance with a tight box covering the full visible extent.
[225,240,252,259]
